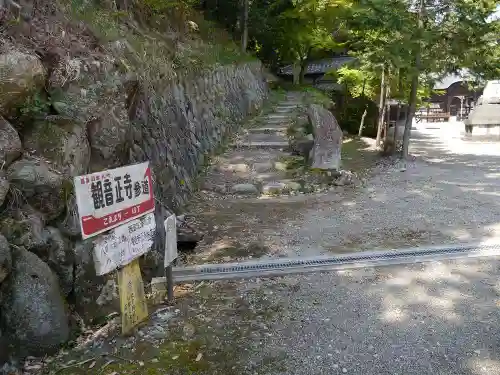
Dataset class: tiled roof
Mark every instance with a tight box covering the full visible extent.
[432,70,474,90]
[278,56,356,76]
[313,82,343,91]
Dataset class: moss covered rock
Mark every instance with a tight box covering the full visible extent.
[7,158,65,220]
[23,116,90,177]
[0,50,46,119]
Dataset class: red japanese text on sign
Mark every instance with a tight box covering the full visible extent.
[74,162,155,239]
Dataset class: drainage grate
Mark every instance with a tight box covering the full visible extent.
[172,243,500,282]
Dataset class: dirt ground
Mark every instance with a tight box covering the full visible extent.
[181,135,383,265]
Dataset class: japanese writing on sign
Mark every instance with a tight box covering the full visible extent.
[93,213,156,275]
[74,162,155,239]
[164,214,178,267]
[117,259,148,335]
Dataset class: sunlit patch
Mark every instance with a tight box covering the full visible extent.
[201,239,235,260]
[467,358,500,375]
[381,307,406,322]
[370,193,388,202]
[342,200,356,206]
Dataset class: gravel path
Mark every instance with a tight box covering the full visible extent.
[46,121,500,375]
[270,121,500,256]
[235,121,500,375]
[189,120,500,262]
[241,257,500,375]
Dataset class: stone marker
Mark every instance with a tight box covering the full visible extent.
[307,104,343,170]
[231,183,259,194]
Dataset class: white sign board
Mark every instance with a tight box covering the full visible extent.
[93,213,156,275]
[164,214,178,267]
[74,162,155,239]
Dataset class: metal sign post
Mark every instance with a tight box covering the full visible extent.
[164,214,178,302]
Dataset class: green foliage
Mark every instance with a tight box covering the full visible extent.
[18,92,50,120]
[331,66,378,99]
[331,93,379,136]
[141,0,196,13]
[245,0,351,68]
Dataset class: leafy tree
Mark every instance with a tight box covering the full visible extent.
[347,0,499,157]
[249,0,351,80]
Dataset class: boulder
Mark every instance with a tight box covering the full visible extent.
[307,104,343,171]
[86,79,131,171]
[73,241,118,323]
[0,205,47,252]
[0,50,46,118]
[0,172,9,207]
[22,117,90,176]
[0,116,22,169]
[7,158,65,220]
[334,170,355,186]
[87,104,130,170]
[45,227,75,296]
[56,194,81,238]
[289,134,314,161]
[0,234,11,284]
[231,183,259,195]
[0,248,69,358]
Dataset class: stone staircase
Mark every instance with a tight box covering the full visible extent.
[201,92,311,197]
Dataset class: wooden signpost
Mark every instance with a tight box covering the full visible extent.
[74,162,156,334]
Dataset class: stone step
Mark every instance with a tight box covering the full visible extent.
[262,180,303,195]
[275,106,299,113]
[281,102,302,107]
[240,132,288,143]
[248,126,288,133]
[215,160,288,174]
[233,141,289,149]
[266,113,294,119]
[263,117,293,125]
[216,148,288,165]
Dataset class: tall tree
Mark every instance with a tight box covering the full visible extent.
[348,0,499,157]
[249,0,351,79]
[240,0,249,52]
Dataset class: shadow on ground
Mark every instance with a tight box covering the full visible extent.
[184,136,383,263]
[43,128,500,375]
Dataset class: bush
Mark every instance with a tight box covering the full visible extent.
[330,93,378,137]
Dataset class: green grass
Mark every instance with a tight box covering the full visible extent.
[63,0,256,80]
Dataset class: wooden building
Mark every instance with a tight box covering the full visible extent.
[276,56,356,89]
[423,73,484,120]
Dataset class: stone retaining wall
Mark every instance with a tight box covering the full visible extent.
[0,46,268,361]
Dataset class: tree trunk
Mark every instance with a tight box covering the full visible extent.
[402,68,419,158]
[299,59,308,84]
[298,47,312,85]
[383,103,390,142]
[402,0,424,159]
[358,107,368,137]
[292,60,301,85]
[376,65,387,148]
[393,103,401,147]
[382,81,391,144]
[240,0,249,53]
